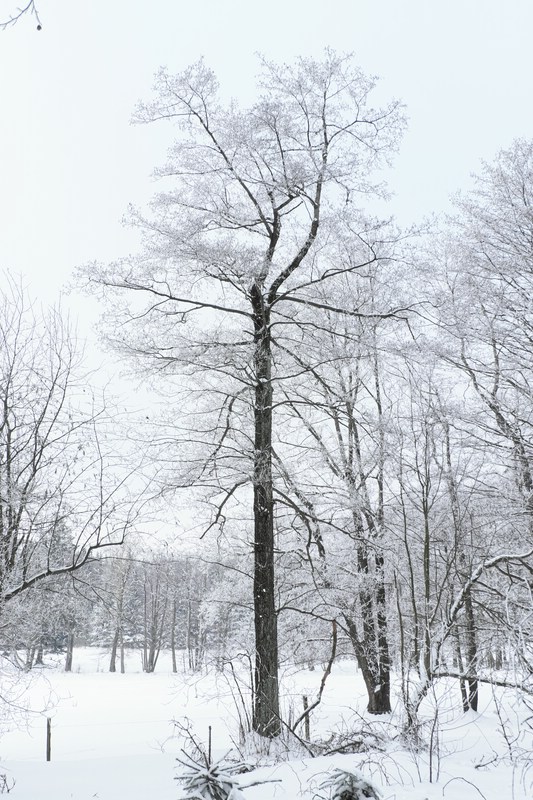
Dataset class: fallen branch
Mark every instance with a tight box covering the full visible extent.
[432,671,532,695]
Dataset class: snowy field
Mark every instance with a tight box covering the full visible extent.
[0,649,531,800]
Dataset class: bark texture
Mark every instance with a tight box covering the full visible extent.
[251,296,280,737]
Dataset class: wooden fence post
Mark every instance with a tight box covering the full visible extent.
[46,717,51,761]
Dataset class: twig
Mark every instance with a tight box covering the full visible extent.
[442,777,487,799]
[0,1,42,30]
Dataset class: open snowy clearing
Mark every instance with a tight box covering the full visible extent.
[0,649,531,800]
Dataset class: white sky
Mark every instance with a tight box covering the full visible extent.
[1,0,532,311]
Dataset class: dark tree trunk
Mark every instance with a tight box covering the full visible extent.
[373,551,392,713]
[371,352,392,713]
[251,296,280,737]
[344,611,391,715]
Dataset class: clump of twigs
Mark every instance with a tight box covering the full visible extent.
[315,727,387,756]
[0,774,15,794]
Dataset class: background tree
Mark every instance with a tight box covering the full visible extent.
[0,276,149,612]
[444,139,533,532]
[384,142,533,721]
[432,139,533,697]
[2,564,99,671]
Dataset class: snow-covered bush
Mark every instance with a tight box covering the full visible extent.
[175,747,281,800]
[176,755,246,800]
[176,751,278,800]
[314,767,382,800]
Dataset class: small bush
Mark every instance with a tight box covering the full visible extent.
[176,753,250,800]
[315,767,382,800]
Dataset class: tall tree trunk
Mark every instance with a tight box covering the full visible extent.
[251,297,280,737]
[371,343,392,713]
[374,551,392,713]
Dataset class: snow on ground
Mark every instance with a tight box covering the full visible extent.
[0,649,531,799]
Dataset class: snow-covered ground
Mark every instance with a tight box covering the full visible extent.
[0,649,531,799]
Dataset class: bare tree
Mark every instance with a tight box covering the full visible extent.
[384,146,533,723]
[440,140,533,532]
[429,139,533,702]
[0,276,148,608]
[84,52,405,736]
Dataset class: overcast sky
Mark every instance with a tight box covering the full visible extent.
[1,0,532,313]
